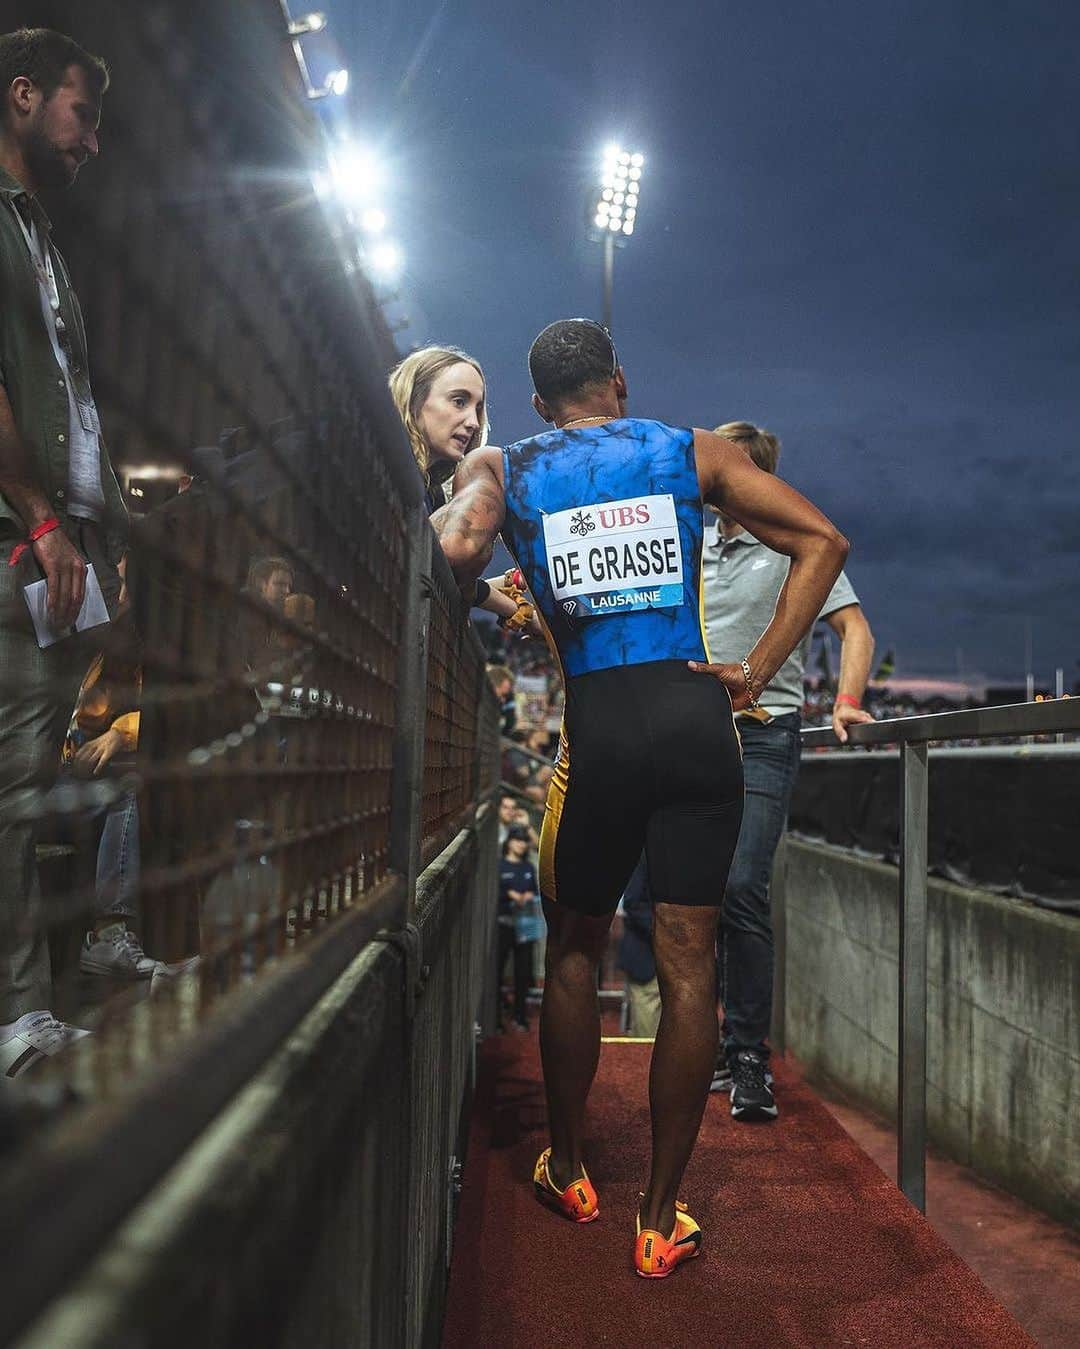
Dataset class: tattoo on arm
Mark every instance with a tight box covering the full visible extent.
[431,456,505,582]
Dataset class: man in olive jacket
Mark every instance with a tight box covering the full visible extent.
[0,28,127,1072]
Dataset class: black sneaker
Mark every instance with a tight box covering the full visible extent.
[709,1059,732,1093]
[729,1051,778,1121]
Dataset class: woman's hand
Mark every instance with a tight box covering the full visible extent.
[72,727,124,777]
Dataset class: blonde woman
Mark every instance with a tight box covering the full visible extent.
[389,345,537,631]
[389,345,488,515]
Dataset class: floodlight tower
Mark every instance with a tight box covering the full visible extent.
[590,145,644,332]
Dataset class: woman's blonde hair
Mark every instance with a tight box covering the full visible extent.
[388,345,488,478]
[714,420,781,475]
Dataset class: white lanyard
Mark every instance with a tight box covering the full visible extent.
[8,198,62,315]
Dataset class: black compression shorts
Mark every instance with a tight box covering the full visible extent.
[539,660,743,916]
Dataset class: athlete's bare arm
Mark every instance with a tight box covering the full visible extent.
[693,429,849,706]
[430,447,506,586]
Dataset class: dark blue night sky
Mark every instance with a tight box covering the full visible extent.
[320,0,1079,684]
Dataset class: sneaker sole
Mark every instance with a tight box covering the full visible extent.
[80,958,154,980]
[730,1102,779,1121]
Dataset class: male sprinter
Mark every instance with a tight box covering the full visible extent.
[432,319,848,1279]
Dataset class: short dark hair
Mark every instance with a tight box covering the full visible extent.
[0,27,109,120]
[246,555,293,591]
[528,319,618,406]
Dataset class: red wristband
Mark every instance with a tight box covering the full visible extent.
[9,516,61,566]
[835,693,861,710]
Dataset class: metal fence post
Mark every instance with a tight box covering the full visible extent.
[385,503,433,1348]
[389,503,433,921]
[898,740,929,1212]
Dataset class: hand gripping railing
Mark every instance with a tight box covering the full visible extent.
[799,698,1080,1212]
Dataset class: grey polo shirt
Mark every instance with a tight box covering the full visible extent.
[701,520,859,717]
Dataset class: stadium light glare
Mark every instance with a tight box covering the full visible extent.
[306,67,349,99]
[288,11,327,36]
[588,143,645,330]
[330,142,383,205]
[360,207,387,234]
[368,241,404,277]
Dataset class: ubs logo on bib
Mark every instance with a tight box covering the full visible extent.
[543,494,685,617]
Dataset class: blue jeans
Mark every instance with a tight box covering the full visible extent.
[719,712,802,1063]
[96,789,140,921]
[40,778,141,924]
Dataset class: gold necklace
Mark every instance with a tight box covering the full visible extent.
[559,415,614,429]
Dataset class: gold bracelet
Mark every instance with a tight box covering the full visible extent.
[740,658,761,710]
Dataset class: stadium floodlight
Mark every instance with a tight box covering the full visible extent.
[588,143,645,330]
[308,66,349,99]
[368,241,404,278]
[329,141,383,206]
[288,11,327,36]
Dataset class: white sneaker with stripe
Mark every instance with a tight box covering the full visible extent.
[0,1011,91,1080]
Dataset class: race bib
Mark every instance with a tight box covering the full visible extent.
[542,493,685,617]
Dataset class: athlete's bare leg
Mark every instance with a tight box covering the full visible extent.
[640,902,720,1235]
[540,898,615,1190]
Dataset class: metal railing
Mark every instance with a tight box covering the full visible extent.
[0,3,499,1345]
[793,698,1080,1212]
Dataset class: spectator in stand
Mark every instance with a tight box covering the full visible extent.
[525,727,552,758]
[240,555,293,670]
[247,555,292,611]
[525,761,553,805]
[497,825,539,1031]
[702,421,874,1121]
[512,804,540,852]
[0,28,123,1076]
[60,554,153,979]
[497,792,517,849]
[501,728,534,791]
[487,663,516,736]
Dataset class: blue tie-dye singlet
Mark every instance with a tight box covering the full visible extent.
[500,418,708,677]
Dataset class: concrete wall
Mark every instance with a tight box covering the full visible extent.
[774,836,1080,1226]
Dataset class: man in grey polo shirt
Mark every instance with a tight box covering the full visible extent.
[702,421,874,1120]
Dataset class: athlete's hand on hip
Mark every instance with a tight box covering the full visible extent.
[687,660,752,710]
[33,527,87,629]
[832,701,874,743]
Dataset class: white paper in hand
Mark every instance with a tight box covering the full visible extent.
[23,562,111,649]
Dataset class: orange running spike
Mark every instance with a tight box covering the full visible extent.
[633,1200,702,1278]
[532,1148,600,1223]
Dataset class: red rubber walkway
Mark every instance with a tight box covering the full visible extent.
[442,1032,1032,1348]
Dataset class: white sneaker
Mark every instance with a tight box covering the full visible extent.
[80,923,156,979]
[0,1011,92,1079]
[149,954,200,995]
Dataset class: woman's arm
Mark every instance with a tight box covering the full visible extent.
[693,429,849,708]
[431,448,506,585]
